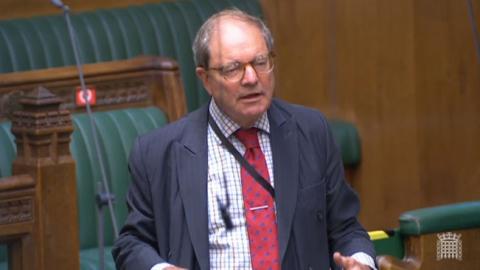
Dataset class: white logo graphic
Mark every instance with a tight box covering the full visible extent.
[78,89,93,104]
[436,232,462,261]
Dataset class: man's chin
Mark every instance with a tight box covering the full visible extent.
[240,108,268,122]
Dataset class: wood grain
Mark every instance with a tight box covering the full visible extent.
[2,0,480,230]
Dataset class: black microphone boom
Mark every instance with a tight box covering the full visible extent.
[50,0,64,8]
[466,0,480,64]
[51,1,119,269]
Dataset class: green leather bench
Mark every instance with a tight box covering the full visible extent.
[0,107,167,270]
[0,0,362,166]
[0,0,262,113]
[376,201,480,269]
[0,0,363,268]
[0,0,364,161]
[328,119,361,166]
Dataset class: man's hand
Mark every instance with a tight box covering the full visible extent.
[164,267,187,270]
[333,252,371,270]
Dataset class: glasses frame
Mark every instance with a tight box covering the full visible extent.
[206,52,275,82]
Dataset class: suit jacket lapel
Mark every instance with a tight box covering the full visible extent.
[174,100,299,268]
[176,104,210,270]
[268,101,299,262]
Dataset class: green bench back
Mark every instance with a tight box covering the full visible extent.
[0,0,263,112]
[73,107,168,249]
[329,119,361,166]
[0,107,167,252]
[0,0,362,166]
[0,122,15,178]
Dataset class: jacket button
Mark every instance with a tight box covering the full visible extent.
[316,211,323,221]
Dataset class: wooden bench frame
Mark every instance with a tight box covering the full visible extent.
[0,56,187,122]
[0,56,188,270]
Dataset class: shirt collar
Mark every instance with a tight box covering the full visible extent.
[209,99,270,142]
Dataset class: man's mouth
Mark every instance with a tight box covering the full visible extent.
[240,93,263,101]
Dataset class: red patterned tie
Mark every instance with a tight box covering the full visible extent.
[236,128,280,270]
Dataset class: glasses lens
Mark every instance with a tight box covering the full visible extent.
[217,53,274,82]
[253,55,273,73]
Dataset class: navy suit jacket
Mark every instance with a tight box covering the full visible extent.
[113,98,375,270]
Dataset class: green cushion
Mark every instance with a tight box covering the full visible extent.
[372,229,404,259]
[399,201,480,235]
[0,0,263,112]
[0,121,15,178]
[0,0,365,266]
[328,119,361,166]
[71,107,167,249]
[80,246,115,270]
[0,107,167,268]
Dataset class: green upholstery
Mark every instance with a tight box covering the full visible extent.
[0,122,15,178]
[0,0,263,112]
[371,201,480,263]
[80,247,115,270]
[0,0,362,167]
[329,119,361,166]
[0,107,168,270]
[0,0,363,267]
[399,201,480,235]
[371,229,404,259]
[0,124,13,268]
[72,107,168,250]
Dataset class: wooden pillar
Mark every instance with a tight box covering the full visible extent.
[5,86,79,270]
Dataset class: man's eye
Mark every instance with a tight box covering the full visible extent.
[221,63,241,74]
[253,57,268,67]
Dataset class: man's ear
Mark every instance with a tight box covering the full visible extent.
[196,67,213,95]
[196,66,208,82]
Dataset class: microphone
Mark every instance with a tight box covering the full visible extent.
[466,0,480,64]
[217,197,233,230]
[50,0,65,9]
[51,1,119,270]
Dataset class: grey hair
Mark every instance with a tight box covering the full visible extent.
[192,9,274,68]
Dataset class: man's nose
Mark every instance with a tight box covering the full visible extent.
[241,64,259,85]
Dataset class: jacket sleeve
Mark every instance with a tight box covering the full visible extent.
[321,117,376,266]
[112,137,166,270]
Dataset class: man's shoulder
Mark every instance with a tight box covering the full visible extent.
[136,104,207,147]
[271,98,329,129]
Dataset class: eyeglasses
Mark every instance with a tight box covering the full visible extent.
[207,52,275,82]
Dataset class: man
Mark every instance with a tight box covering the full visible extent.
[113,9,376,270]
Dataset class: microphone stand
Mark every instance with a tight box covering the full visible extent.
[51,1,119,269]
[466,0,480,64]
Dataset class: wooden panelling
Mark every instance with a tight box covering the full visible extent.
[0,0,167,20]
[2,0,480,230]
[414,0,480,206]
[261,0,480,229]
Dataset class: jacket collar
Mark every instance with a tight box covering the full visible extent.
[177,99,299,268]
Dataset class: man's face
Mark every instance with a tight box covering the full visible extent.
[196,17,275,128]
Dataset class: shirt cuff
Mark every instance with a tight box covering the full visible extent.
[351,252,377,270]
[151,262,173,270]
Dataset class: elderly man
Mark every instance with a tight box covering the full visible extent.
[113,9,376,270]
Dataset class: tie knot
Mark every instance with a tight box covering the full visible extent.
[235,128,260,149]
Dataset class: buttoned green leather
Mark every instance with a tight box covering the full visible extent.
[0,0,263,112]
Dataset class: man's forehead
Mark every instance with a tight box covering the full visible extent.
[210,18,262,47]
